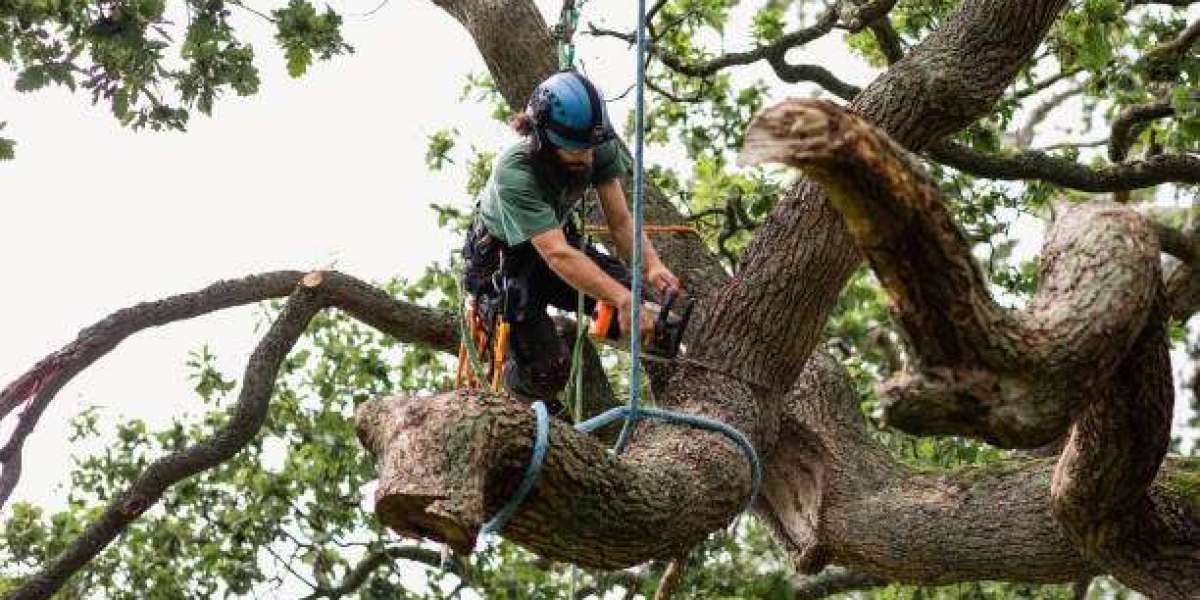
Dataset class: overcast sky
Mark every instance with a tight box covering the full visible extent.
[1,0,1195,521]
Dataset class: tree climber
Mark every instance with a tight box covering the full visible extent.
[462,70,681,403]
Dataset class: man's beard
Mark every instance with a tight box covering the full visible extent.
[531,139,594,191]
[555,156,593,188]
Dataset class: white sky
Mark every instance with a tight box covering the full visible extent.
[0,0,1195,546]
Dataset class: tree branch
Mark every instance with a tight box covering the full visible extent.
[866,18,905,65]
[840,0,901,32]
[588,9,849,96]
[1110,98,1175,162]
[301,545,468,599]
[0,272,456,511]
[2,271,460,599]
[745,98,1163,444]
[927,139,1200,191]
[355,361,764,569]
[790,567,889,600]
[1013,81,1085,148]
[6,278,326,600]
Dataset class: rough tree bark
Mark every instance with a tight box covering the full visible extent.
[740,98,1198,597]
[7,0,1199,597]
[355,0,1196,597]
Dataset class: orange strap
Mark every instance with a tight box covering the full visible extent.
[583,224,699,236]
[456,303,489,389]
[490,321,511,392]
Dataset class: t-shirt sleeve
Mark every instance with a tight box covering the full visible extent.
[591,140,631,184]
[491,167,559,246]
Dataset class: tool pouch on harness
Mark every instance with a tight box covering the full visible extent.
[462,220,537,324]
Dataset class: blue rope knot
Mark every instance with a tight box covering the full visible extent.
[576,406,762,512]
[480,401,763,535]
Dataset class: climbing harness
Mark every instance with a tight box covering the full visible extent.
[468,0,763,536]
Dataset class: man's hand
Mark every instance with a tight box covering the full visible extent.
[618,292,656,340]
[646,262,682,298]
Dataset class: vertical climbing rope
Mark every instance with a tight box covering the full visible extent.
[479,0,763,538]
[612,0,648,455]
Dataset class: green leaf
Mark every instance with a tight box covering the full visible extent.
[14,66,50,93]
[0,123,13,161]
[285,45,312,77]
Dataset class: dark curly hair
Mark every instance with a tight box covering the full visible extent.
[511,112,536,137]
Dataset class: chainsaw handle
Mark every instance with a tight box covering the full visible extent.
[590,302,619,340]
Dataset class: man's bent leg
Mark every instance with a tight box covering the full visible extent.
[503,307,570,410]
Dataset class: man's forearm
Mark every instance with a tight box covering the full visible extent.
[544,246,630,306]
[608,214,665,272]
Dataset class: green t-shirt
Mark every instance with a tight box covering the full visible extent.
[478,138,631,246]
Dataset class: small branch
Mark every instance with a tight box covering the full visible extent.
[651,558,685,600]
[1110,98,1175,162]
[764,55,862,100]
[1150,17,1200,58]
[1149,219,1200,264]
[226,0,278,22]
[1125,0,1197,7]
[644,77,709,104]
[866,18,905,64]
[1013,81,1085,148]
[301,545,463,600]
[589,9,840,81]
[1010,68,1084,102]
[927,140,1200,192]
[791,567,890,600]
[840,0,901,32]
[1034,138,1108,152]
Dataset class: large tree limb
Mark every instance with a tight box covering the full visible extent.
[357,362,764,569]
[928,140,1200,191]
[758,353,1198,588]
[743,98,1198,597]
[743,98,1162,445]
[691,0,1073,398]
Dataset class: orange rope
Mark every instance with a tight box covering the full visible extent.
[583,224,699,236]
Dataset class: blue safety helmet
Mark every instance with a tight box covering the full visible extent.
[526,71,615,151]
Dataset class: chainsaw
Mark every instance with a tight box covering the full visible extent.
[587,291,694,360]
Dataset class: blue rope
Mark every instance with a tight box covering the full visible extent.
[481,401,551,535]
[585,0,762,510]
[612,0,649,456]
[576,406,762,511]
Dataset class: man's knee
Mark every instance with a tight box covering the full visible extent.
[504,351,570,399]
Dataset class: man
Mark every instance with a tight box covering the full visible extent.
[462,70,681,401]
